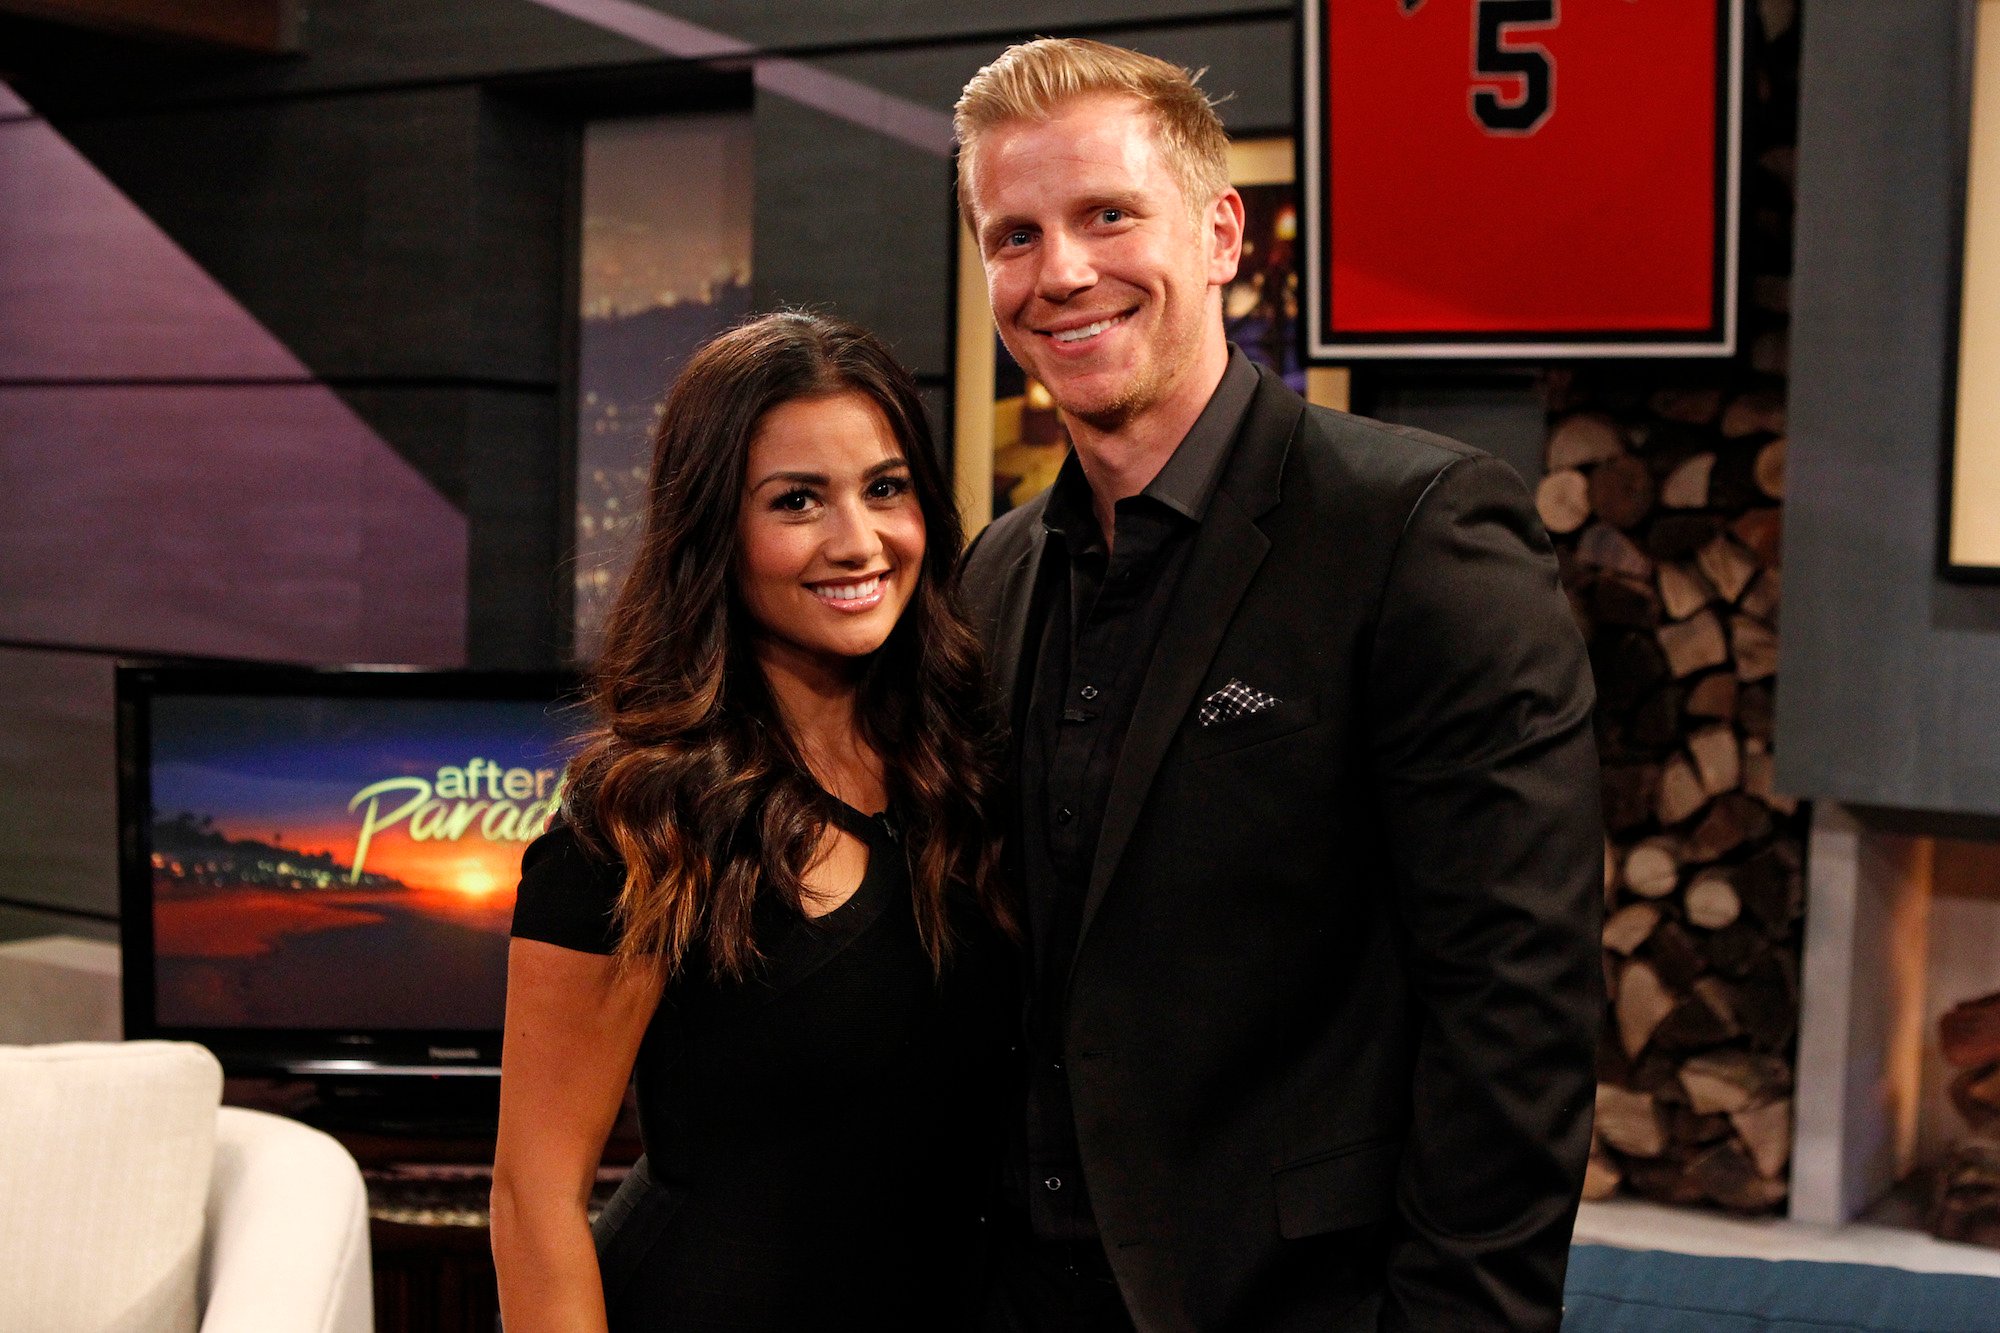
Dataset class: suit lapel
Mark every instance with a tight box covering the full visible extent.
[985,523,1052,736]
[1074,369,1305,959]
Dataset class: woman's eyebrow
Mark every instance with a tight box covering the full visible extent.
[752,459,908,490]
[752,469,828,490]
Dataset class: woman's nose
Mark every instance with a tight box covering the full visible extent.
[821,498,885,565]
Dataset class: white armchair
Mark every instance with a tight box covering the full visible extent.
[0,1041,374,1333]
[202,1105,375,1333]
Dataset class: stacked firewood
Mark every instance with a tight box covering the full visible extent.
[1529,0,1803,1216]
[1932,991,2000,1246]
[1537,385,1807,1214]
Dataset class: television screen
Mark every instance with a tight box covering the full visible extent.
[120,667,578,1074]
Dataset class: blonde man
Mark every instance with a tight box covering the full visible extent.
[956,38,1602,1333]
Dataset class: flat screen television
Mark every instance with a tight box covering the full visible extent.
[117,664,580,1089]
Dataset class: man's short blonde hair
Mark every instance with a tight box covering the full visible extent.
[953,38,1231,226]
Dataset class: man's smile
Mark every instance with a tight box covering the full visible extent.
[1039,310,1135,347]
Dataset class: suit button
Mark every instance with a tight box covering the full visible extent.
[1056,806,1074,825]
[1044,1176,1063,1192]
[1079,685,1099,701]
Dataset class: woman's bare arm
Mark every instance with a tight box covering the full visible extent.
[491,938,660,1332]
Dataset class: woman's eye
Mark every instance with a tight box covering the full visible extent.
[771,489,817,513]
[867,474,911,501]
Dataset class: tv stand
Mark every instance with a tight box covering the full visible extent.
[301,1073,502,1139]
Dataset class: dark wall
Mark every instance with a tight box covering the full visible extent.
[1778,0,2000,814]
[42,82,570,669]
[0,0,1301,940]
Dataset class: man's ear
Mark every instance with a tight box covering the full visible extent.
[1208,187,1246,287]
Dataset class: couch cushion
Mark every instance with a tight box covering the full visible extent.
[0,1040,222,1333]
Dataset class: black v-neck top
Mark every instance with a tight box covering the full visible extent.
[509,803,1013,1330]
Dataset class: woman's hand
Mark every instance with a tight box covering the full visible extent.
[491,939,659,1332]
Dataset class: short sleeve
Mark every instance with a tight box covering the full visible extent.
[510,823,626,954]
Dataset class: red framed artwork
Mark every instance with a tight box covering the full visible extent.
[1301,0,1743,359]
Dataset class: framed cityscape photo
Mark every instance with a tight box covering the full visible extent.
[1300,0,1743,359]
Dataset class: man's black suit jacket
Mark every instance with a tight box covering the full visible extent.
[959,366,1604,1332]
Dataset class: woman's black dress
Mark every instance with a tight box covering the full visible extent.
[509,799,1012,1332]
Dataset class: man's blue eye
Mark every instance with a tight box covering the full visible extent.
[1100,208,1124,224]
[1005,230,1031,247]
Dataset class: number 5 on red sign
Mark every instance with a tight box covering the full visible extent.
[1473,0,1558,134]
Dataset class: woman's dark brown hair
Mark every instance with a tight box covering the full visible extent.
[563,311,1009,978]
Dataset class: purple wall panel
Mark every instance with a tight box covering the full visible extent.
[0,117,309,381]
[0,385,467,665]
[0,83,467,666]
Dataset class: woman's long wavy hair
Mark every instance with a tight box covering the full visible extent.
[563,311,1011,979]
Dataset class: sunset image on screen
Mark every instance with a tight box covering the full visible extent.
[148,695,573,1031]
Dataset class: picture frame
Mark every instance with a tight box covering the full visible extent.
[1944,0,2000,579]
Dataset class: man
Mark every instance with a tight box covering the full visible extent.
[954,39,1604,1333]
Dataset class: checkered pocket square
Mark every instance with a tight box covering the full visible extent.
[1197,678,1280,728]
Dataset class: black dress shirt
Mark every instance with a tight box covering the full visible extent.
[1012,348,1260,1242]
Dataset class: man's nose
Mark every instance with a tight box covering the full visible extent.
[1036,229,1096,300]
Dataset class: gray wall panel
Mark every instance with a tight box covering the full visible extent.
[752,88,955,378]
[631,0,1281,54]
[1367,373,1549,488]
[336,386,563,669]
[0,903,118,946]
[799,16,1293,129]
[1777,0,2000,813]
[0,648,117,924]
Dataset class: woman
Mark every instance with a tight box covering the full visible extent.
[491,312,1015,1332]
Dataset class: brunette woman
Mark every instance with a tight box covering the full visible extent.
[490,312,1015,1332]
